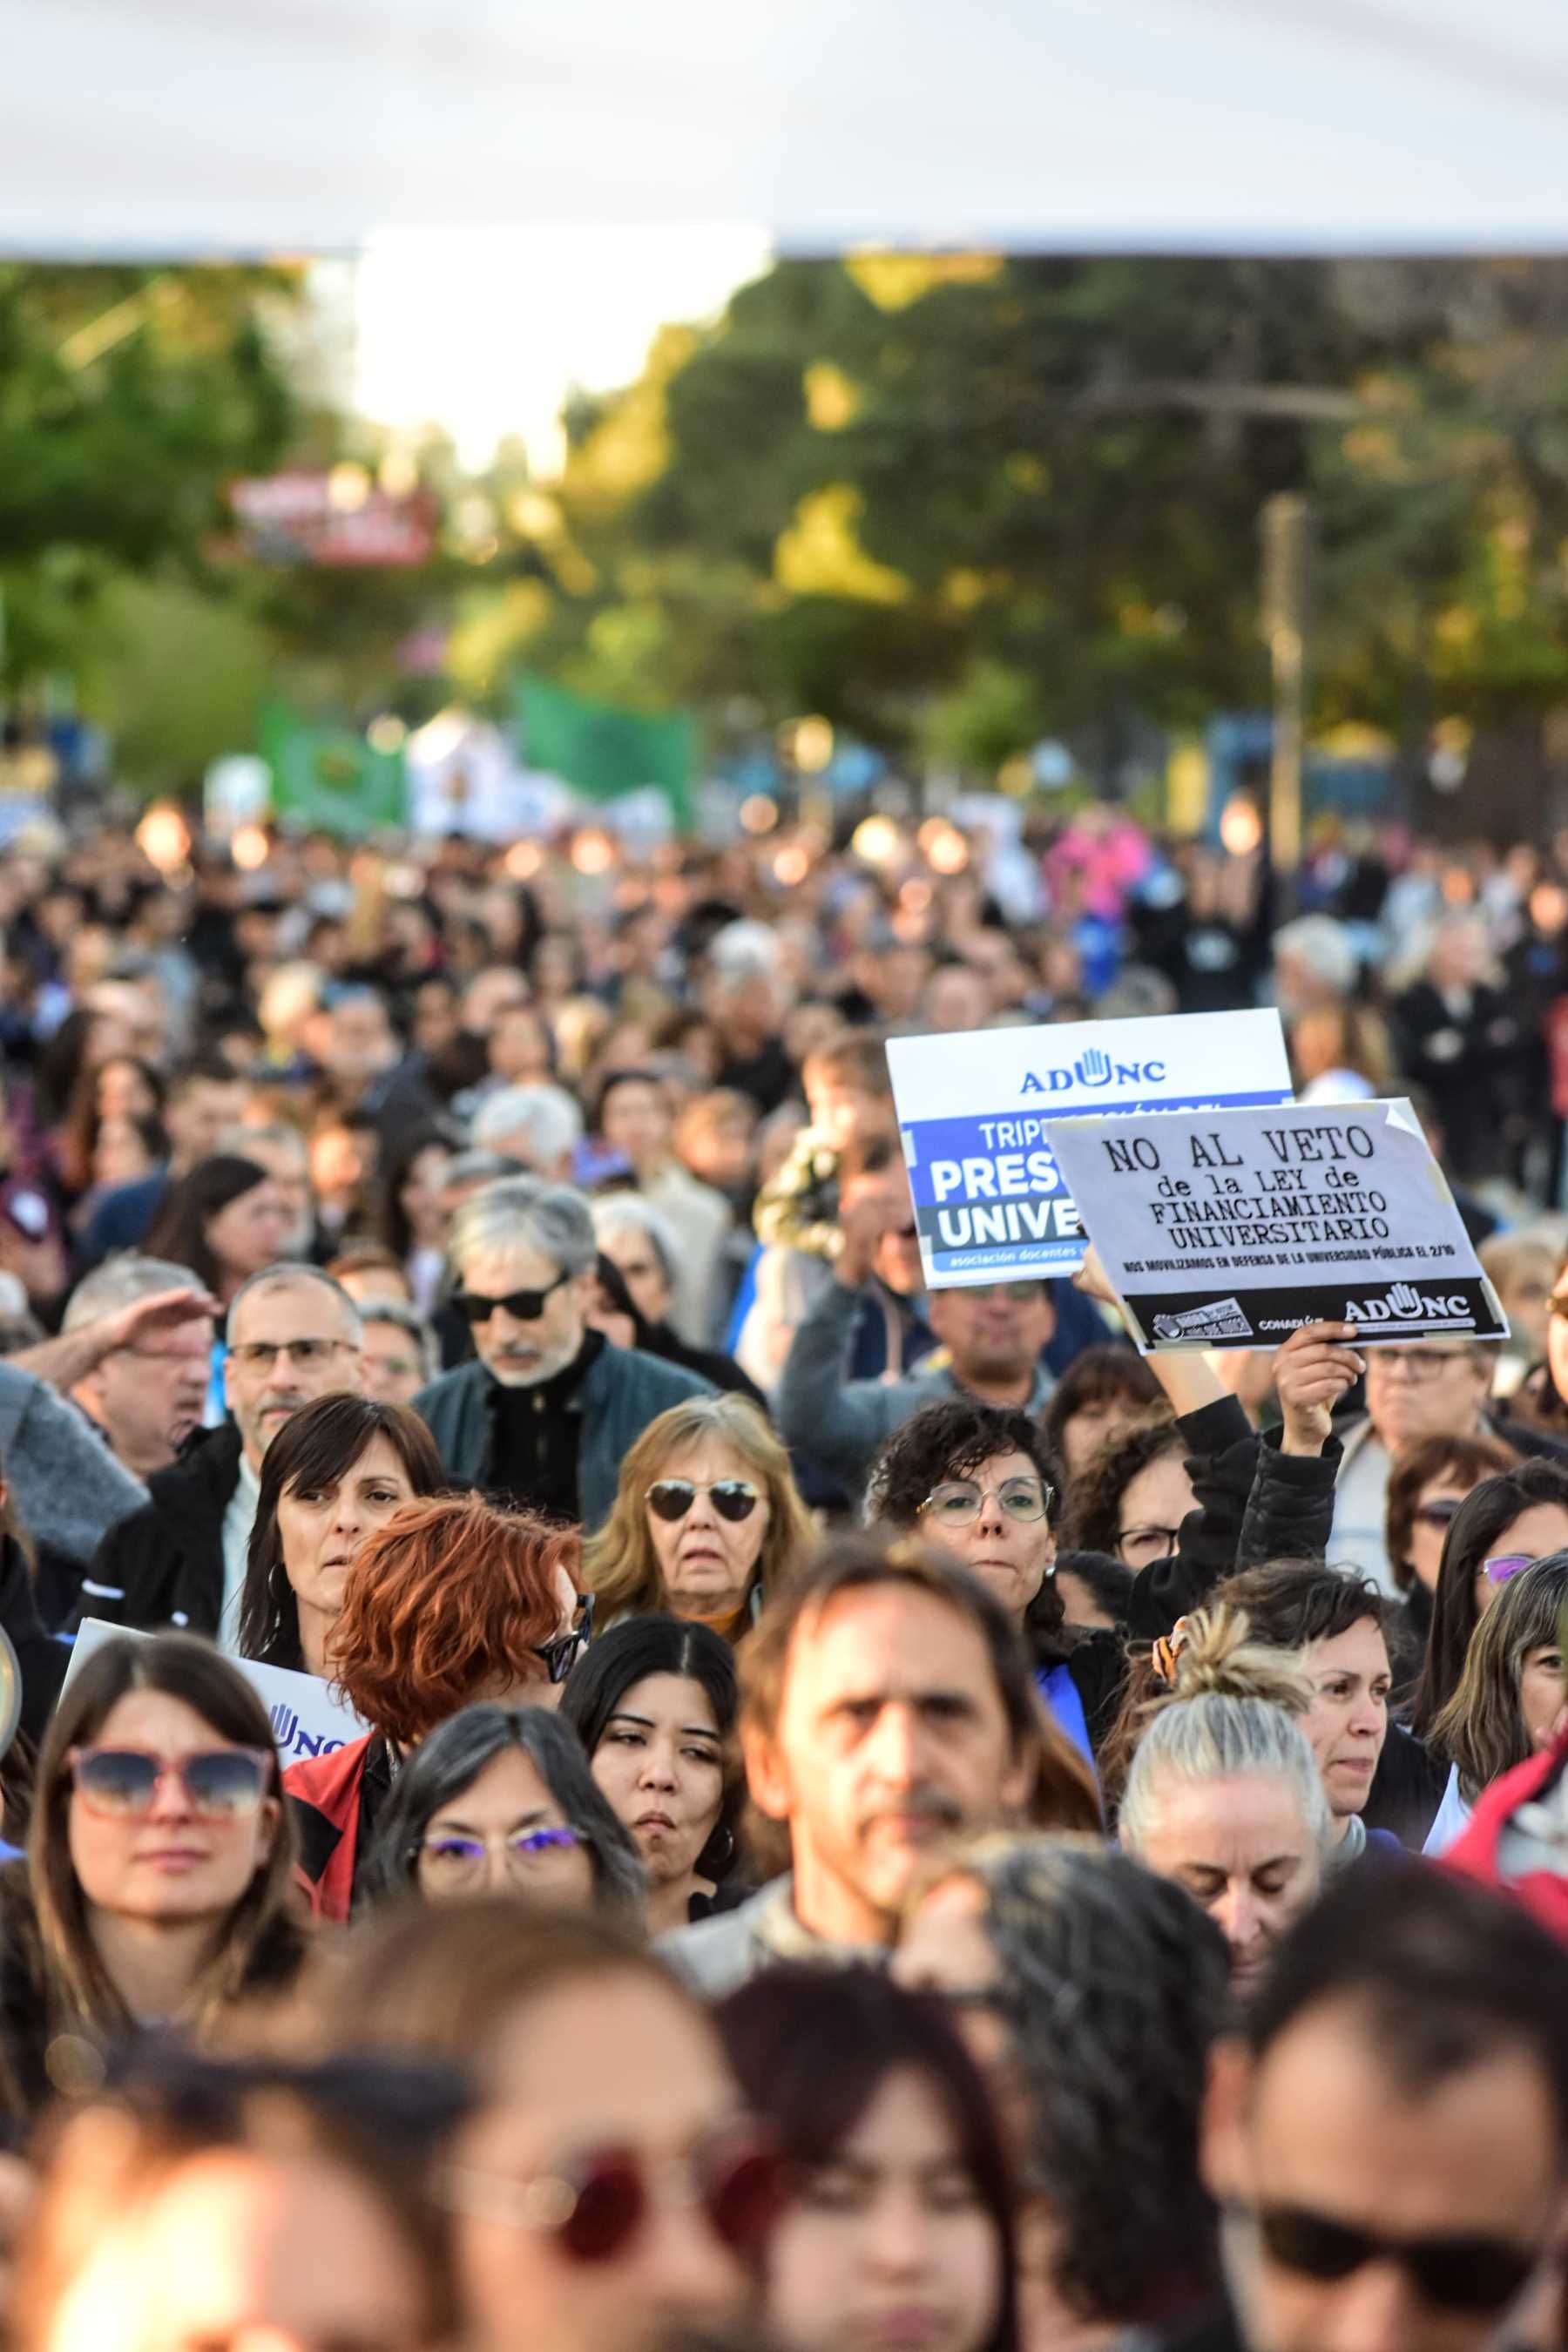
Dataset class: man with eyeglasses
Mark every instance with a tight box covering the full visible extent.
[414,1176,709,1529]
[1178,1863,1568,2352]
[82,1262,365,1646]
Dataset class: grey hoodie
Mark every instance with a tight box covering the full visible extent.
[0,1360,145,1568]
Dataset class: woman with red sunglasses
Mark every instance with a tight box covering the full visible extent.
[325,1898,782,2352]
[0,1632,303,2129]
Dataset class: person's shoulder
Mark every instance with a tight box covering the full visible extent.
[609,1347,713,1403]
[660,1882,774,1994]
[414,1358,483,1412]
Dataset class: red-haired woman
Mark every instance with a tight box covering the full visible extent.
[284,1494,583,1923]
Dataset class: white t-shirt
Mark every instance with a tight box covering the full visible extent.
[218,1451,261,1655]
[1423,1762,1472,1856]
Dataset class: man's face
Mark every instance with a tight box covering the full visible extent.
[462,1240,590,1389]
[231,1133,315,1256]
[167,1079,252,1172]
[1204,2002,1565,2352]
[328,999,395,1084]
[90,1315,214,1477]
[1363,1345,1490,1450]
[602,1083,671,1170]
[362,1318,427,1407]
[927,1282,1056,1387]
[223,1281,364,1469]
[463,969,531,1038]
[745,1585,1031,1942]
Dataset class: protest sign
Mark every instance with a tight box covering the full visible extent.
[1040,1098,1509,1349]
[885,1010,1292,1288]
[65,1619,368,1767]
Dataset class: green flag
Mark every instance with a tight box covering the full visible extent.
[514,674,695,824]
[260,703,406,836]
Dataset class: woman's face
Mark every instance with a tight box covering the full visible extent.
[590,1672,725,1891]
[1133,1769,1321,1992]
[399,1146,452,1248]
[206,1180,295,1281]
[646,1443,770,1620]
[1299,1620,1389,1821]
[1471,1503,1568,1619]
[454,1970,749,2352]
[92,1117,157,1190]
[275,1434,422,1627]
[66,1687,278,1930]
[1060,1394,1145,1477]
[1519,1637,1568,1754]
[765,2065,1003,2352]
[97,1059,156,1124]
[1113,1451,1196,1571]
[1404,1475,1477,1596]
[416,1745,597,1908]
[916,1449,1053,1623]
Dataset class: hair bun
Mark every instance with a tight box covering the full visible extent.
[1167,1604,1312,1714]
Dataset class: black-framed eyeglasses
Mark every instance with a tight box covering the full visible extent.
[456,1271,571,1325]
[1411,1496,1464,1530]
[1248,2199,1542,2316]
[1114,1524,1182,1567]
[535,1628,588,1683]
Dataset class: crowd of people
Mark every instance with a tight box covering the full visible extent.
[0,800,1562,2350]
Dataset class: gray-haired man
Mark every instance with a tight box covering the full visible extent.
[414,1176,710,1528]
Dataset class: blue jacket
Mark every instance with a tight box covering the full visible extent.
[414,1345,712,1531]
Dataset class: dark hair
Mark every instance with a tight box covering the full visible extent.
[238,1395,445,1669]
[1041,1345,1164,1463]
[863,1400,1065,1643]
[1383,1432,1518,1594]
[170,1051,248,1098]
[592,1067,671,1134]
[717,1967,1017,2352]
[144,1153,271,1292]
[57,1058,168,1193]
[373,1124,456,1262]
[1246,1859,1568,2144]
[362,1703,645,1915]
[559,1616,741,1883]
[1213,1560,1387,1652]
[1050,1550,1136,1626]
[916,1837,1227,2328]
[1410,1462,1568,1740]
[1059,1418,1184,1558]
[1429,1552,1568,1801]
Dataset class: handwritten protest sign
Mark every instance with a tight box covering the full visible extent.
[64,1619,368,1767]
[1041,1098,1509,1349]
[885,1010,1292,1288]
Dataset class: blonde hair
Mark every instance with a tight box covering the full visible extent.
[1119,1606,1329,1855]
[583,1394,815,1624]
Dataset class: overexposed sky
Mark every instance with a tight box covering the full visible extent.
[352,223,772,474]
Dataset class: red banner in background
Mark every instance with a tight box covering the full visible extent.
[226,470,436,566]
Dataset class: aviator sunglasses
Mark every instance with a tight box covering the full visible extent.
[646,1478,760,1524]
[443,2119,783,2266]
[68,1745,274,1821]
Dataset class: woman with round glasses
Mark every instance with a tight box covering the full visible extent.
[237,1392,445,1676]
[324,1899,781,2352]
[0,1632,303,2126]
[285,1493,585,1922]
[363,1702,644,1915]
[560,1616,744,1931]
[584,1394,814,1642]
[1426,1552,1568,1853]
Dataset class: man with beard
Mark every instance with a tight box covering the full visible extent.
[668,1538,1043,1994]
[81,1262,365,1645]
[414,1176,708,1529]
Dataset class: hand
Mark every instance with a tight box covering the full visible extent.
[834,1189,905,1289]
[104,1285,220,1355]
[1274,1321,1365,1456]
[1071,1242,1123,1309]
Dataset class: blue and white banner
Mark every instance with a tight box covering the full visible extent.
[885,1010,1292,1288]
[66,1619,368,1766]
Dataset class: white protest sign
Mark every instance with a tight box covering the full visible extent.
[1041,1097,1509,1350]
[885,1010,1293,1288]
[64,1619,369,1768]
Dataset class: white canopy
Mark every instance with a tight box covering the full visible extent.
[7,0,1568,256]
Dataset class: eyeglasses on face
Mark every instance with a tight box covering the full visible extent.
[646,1478,760,1524]
[68,1745,273,1821]
[1366,1347,1474,1382]
[921,1477,1052,1528]
[1115,1524,1182,1566]
[442,2120,783,2267]
[456,1271,571,1325]
[1411,1496,1464,1529]
[1251,2199,1540,2316]
[417,1825,585,1886]
[535,1628,588,1683]
[228,1336,356,1372]
[1482,1552,1534,1585]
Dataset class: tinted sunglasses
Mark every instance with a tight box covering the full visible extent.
[443,2122,782,2265]
[647,1478,760,1524]
[105,2041,473,2152]
[1254,2200,1539,2315]
[456,1270,571,1324]
[1483,1553,1533,1585]
[1411,1497,1463,1529]
[68,1745,273,1821]
[535,1629,588,1684]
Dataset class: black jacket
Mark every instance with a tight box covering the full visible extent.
[0,1535,67,1745]
[78,1423,245,1638]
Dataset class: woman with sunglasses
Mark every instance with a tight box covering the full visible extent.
[1409,1460,1568,1750]
[1380,1432,1516,1696]
[284,1492,585,1922]
[0,1632,302,2126]
[716,1965,1017,2352]
[560,1616,745,1932]
[362,1702,645,1916]
[584,1394,814,1642]
[323,1899,781,2352]
[237,1392,444,1676]
[1425,1552,1568,1854]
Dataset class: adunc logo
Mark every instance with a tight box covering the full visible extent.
[1344,1281,1471,1325]
[1021,1044,1168,1098]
